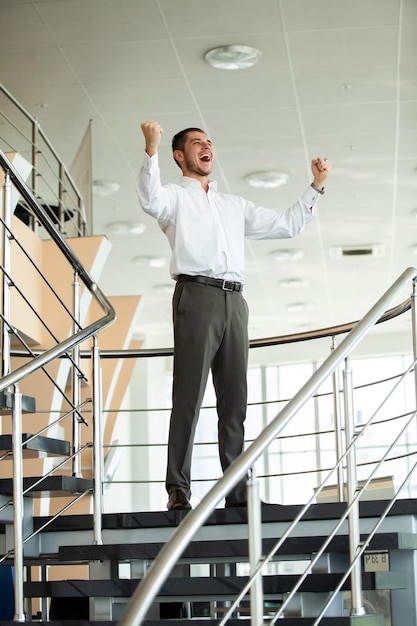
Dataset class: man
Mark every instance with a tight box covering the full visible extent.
[136,120,331,510]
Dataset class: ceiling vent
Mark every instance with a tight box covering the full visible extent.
[329,244,385,259]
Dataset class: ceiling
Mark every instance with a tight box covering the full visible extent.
[1,0,417,349]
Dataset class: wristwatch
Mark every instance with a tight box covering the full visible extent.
[311,183,325,194]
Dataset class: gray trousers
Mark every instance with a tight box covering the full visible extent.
[166,280,249,506]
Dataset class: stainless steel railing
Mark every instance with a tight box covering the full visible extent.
[118,267,417,626]
[0,82,89,237]
[0,149,115,620]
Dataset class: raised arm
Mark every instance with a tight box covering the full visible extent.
[141,120,163,157]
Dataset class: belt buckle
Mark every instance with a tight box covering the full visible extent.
[222,280,234,292]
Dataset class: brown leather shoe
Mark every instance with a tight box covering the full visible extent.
[167,489,192,511]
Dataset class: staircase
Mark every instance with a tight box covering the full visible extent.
[4,499,417,624]
[2,82,417,626]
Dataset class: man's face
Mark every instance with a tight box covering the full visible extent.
[174,131,214,177]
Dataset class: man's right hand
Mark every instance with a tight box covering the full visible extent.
[141,120,163,157]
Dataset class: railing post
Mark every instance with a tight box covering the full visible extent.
[57,162,65,232]
[247,468,263,626]
[331,336,345,502]
[92,335,103,545]
[1,170,12,379]
[410,278,417,407]
[343,357,365,617]
[12,383,26,621]
[31,120,38,198]
[72,270,82,478]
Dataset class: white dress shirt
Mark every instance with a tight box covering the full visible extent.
[136,152,319,284]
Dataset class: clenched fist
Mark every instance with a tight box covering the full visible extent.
[141,120,163,157]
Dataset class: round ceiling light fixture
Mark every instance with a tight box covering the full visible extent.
[93,180,120,196]
[153,283,174,294]
[133,255,166,268]
[279,277,307,288]
[269,248,305,261]
[245,171,289,188]
[287,302,312,313]
[107,221,146,235]
[205,44,261,70]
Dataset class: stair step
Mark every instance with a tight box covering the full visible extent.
[57,531,417,564]
[0,618,385,625]
[24,571,405,599]
[0,434,70,458]
[32,497,417,534]
[0,475,93,497]
[0,390,35,414]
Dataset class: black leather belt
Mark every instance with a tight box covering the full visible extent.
[177,274,243,292]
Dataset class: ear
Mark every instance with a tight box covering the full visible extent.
[173,149,184,163]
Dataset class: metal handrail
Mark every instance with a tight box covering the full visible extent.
[0,82,87,235]
[1,145,115,620]
[219,355,417,624]
[3,293,410,365]
[42,296,406,360]
[0,149,115,391]
[118,266,417,626]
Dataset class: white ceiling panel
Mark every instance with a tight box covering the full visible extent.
[0,0,416,348]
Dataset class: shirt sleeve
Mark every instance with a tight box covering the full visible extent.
[135,152,174,222]
[244,186,318,240]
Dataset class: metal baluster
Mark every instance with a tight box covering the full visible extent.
[72,270,82,477]
[12,383,25,621]
[343,358,365,616]
[331,336,345,502]
[247,468,263,626]
[411,278,417,408]
[92,336,103,545]
[1,170,12,378]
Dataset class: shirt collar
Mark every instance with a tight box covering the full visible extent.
[179,176,218,191]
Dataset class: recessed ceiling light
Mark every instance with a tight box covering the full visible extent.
[287,302,312,313]
[269,249,305,261]
[133,255,166,268]
[205,45,261,70]
[107,221,146,235]
[93,180,120,196]
[329,244,385,259]
[245,171,289,188]
[279,278,307,288]
[153,283,174,293]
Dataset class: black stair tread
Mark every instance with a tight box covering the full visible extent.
[32,498,417,533]
[0,389,36,413]
[145,619,384,626]
[142,620,384,626]
[23,571,406,598]
[0,618,385,626]
[57,531,417,563]
[0,475,93,497]
[0,433,70,458]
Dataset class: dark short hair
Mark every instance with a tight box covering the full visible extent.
[171,127,206,168]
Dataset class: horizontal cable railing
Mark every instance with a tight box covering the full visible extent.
[10,316,416,507]
[217,353,417,624]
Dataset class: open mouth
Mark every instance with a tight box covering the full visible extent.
[200,153,211,163]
